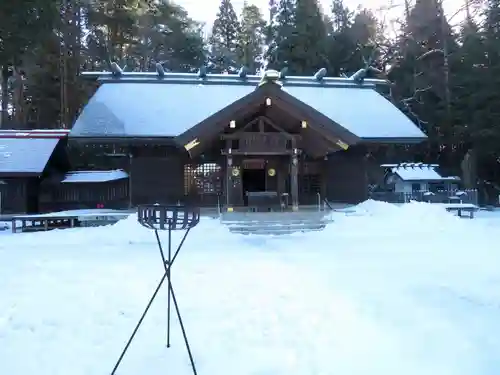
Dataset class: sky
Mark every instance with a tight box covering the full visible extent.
[176,0,468,32]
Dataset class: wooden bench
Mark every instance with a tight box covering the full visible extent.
[11,215,79,233]
[443,203,479,219]
[10,210,131,233]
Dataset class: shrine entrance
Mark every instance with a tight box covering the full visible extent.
[241,159,267,206]
[177,83,359,211]
[220,115,301,211]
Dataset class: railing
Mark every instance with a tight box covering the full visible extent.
[315,192,335,211]
[323,198,334,211]
[370,189,478,205]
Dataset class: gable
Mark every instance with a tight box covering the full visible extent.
[174,83,360,157]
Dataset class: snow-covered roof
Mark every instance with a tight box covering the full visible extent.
[382,163,460,182]
[62,170,129,183]
[70,73,425,141]
[0,129,70,138]
[0,138,60,175]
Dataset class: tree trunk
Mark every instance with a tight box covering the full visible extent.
[440,0,452,164]
[0,66,9,128]
[12,66,26,127]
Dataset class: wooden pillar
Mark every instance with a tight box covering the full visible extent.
[291,151,299,211]
[128,152,133,208]
[226,154,233,211]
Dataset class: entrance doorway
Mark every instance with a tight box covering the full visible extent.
[242,168,266,205]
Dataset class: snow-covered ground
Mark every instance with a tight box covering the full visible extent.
[1,201,500,375]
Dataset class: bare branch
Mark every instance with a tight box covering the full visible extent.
[399,84,432,127]
[417,49,445,60]
[401,86,432,102]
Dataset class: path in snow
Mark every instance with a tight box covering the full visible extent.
[1,201,500,375]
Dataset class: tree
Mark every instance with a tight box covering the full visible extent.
[208,0,241,72]
[128,1,206,72]
[265,0,296,70]
[237,2,266,73]
[0,0,60,127]
[347,9,382,72]
[289,0,329,74]
[266,0,329,75]
[389,0,457,163]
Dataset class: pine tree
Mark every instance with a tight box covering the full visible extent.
[324,0,355,76]
[330,0,351,32]
[290,0,329,74]
[208,0,241,73]
[347,9,380,72]
[390,0,457,163]
[128,1,206,72]
[0,0,60,127]
[474,0,500,154]
[265,0,296,70]
[237,2,266,73]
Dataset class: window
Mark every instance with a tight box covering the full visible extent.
[411,183,421,192]
[184,163,222,195]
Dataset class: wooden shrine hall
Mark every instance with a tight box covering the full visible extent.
[69,66,427,211]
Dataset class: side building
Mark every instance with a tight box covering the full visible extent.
[0,130,129,214]
[0,130,70,214]
[69,68,427,211]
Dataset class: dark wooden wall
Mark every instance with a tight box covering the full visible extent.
[130,155,185,205]
[63,141,374,210]
[324,146,369,204]
[0,178,40,214]
[39,179,129,212]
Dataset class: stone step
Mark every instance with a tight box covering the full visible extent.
[223,218,331,224]
[221,211,327,220]
[228,222,326,230]
[228,224,326,235]
[221,210,331,235]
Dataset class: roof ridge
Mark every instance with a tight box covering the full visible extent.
[81,71,388,88]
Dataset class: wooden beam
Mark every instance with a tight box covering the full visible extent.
[220,132,301,141]
[261,116,295,139]
[232,116,260,134]
[221,150,295,156]
[264,97,352,149]
[258,117,265,132]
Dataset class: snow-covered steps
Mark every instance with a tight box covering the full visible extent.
[221,211,332,235]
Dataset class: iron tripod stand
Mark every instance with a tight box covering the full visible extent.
[111,205,200,375]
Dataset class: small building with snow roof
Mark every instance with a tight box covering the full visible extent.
[381,162,460,193]
[0,129,131,214]
[0,129,70,214]
[39,169,130,211]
